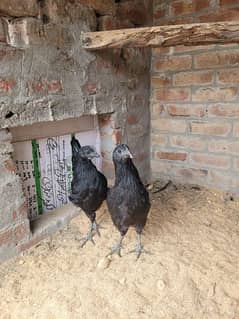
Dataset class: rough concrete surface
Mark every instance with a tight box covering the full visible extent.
[0,184,238,318]
[0,0,151,263]
[30,203,80,237]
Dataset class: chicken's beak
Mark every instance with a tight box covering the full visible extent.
[128,151,133,159]
[124,149,133,159]
[91,151,100,159]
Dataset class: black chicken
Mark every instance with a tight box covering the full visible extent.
[69,136,108,247]
[106,144,151,259]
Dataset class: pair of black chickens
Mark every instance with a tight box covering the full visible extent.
[69,136,150,259]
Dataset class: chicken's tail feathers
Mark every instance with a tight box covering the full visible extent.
[71,136,81,155]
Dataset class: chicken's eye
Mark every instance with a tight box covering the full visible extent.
[118,149,122,154]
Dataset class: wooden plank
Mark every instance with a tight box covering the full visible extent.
[81,21,239,50]
[10,116,97,142]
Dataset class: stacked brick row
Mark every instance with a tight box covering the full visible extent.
[88,0,152,183]
[151,0,239,194]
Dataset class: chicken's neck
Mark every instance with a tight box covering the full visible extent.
[113,158,140,186]
[72,157,94,175]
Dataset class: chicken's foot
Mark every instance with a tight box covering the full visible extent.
[128,233,151,260]
[107,235,124,257]
[79,223,96,247]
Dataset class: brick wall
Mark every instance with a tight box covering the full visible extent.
[0,129,30,262]
[96,0,152,183]
[151,0,239,195]
[0,0,152,262]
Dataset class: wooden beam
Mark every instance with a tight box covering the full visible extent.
[81,21,239,50]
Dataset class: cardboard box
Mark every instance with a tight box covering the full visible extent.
[11,116,101,220]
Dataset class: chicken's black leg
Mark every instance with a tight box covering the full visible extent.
[128,232,151,260]
[79,222,95,248]
[79,212,97,247]
[92,221,105,237]
[107,234,125,257]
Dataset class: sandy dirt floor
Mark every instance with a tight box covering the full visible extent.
[0,183,239,319]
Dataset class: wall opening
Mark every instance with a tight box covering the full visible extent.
[10,115,101,222]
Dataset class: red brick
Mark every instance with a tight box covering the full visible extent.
[167,105,205,117]
[0,79,16,93]
[79,0,116,15]
[170,135,206,151]
[0,228,12,246]
[112,129,122,144]
[190,153,230,169]
[194,0,211,11]
[217,69,239,84]
[98,16,118,31]
[151,160,174,174]
[174,45,215,53]
[190,121,231,136]
[0,20,6,43]
[130,94,145,106]
[176,167,208,178]
[151,103,164,116]
[134,151,147,162]
[127,114,137,125]
[208,140,239,155]
[173,71,213,86]
[233,122,239,137]
[199,8,239,22]
[151,75,171,87]
[47,80,62,94]
[170,0,194,16]
[154,55,192,72]
[192,87,237,102]
[194,50,239,69]
[208,104,239,118]
[151,161,208,180]
[116,1,148,25]
[220,0,238,5]
[155,151,187,161]
[170,0,210,16]
[98,16,133,31]
[14,223,29,242]
[154,8,166,19]
[87,82,97,95]
[152,47,171,56]
[27,80,45,94]
[233,158,239,171]
[209,170,239,188]
[12,202,28,221]
[4,159,17,173]
[173,45,210,53]
[27,79,62,95]
[151,134,168,146]
[152,118,187,133]
[155,88,190,102]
